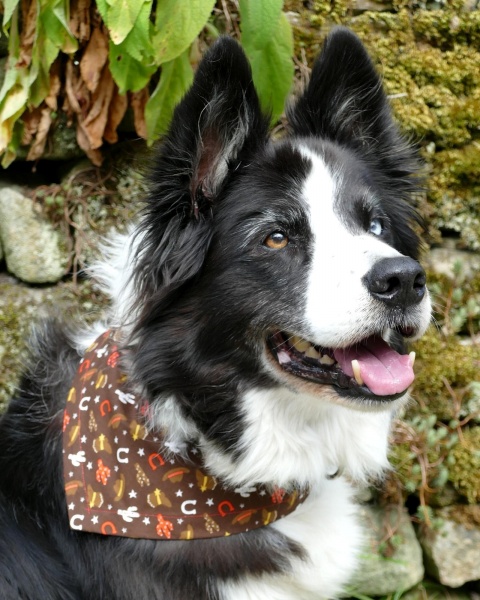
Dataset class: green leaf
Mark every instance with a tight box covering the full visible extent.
[145,49,193,144]
[96,0,109,25]
[241,12,293,121]
[0,71,30,152]
[107,0,148,45]
[3,0,21,32]
[120,0,154,63]
[109,40,157,94]
[153,0,215,64]
[45,2,78,53]
[238,0,283,50]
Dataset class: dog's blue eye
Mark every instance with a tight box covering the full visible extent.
[369,218,383,236]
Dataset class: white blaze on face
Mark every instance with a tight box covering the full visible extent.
[298,146,402,348]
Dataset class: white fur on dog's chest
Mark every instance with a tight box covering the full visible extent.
[202,387,395,490]
[221,477,362,600]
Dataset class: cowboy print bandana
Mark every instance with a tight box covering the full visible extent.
[63,331,308,540]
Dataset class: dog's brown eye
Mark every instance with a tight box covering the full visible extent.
[264,231,289,250]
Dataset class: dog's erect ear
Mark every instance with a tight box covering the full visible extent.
[288,28,411,160]
[151,36,269,218]
[135,37,269,304]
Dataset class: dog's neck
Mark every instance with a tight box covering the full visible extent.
[149,381,397,492]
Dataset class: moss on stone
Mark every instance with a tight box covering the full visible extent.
[426,265,480,336]
[0,277,109,413]
[445,504,480,529]
[449,427,480,503]
[410,328,480,420]
[0,284,29,410]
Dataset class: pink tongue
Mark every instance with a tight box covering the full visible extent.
[333,337,414,396]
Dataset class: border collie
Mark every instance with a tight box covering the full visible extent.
[0,28,431,600]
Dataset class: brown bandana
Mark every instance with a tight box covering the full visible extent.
[63,331,308,540]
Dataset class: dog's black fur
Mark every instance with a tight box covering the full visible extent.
[0,29,425,600]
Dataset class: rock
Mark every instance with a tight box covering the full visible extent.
[427,247,480,281]
[16,113,84,162]
[402,581,473,600]
[345,505,424,596]
[351,0,393,11]
[0,187,68,283]
[418,507,480,587]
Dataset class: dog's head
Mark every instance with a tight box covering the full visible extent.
[131,29,431,417]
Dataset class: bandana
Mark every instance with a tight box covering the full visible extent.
[63,331,308,540]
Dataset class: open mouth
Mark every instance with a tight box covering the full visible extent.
[267,331,416,402]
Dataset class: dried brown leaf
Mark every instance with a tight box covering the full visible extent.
[45,58,62,111]
[82,66,115,149]
[76,122,103,166]
[18,0,37,68]
[69,0,92,42]
[26,107,53,161]
[21,107,43,146]
[80,25,109,93]
[104,87,128,144]
[130,88,149,140]
[65,58,90,116]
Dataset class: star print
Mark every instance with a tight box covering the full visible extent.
[259,490,266,496]
[122,528,127,533]
[80,435,87,443]
[137,448,145,456]
[240,503,245,508]
[143,517,150,525]
[114,437,119,444]
[153,437,159,442]
[189,483,194,488]
[191,448,198,455]
[108,384,113,389]
[82,387,87,394]
[68,502,75,510]
[129,490,137,499]
[122,430,128,436]
[80,497,85,503]
[94,396,100,404]
[91,516,99,524]
[169,459,175,464]
[205,498,214,507]
[114,465,119,472]
[177,518,184,524]
[108,504,113,510]
[113,405,118,410]
[175,490,183,497]
[69,471,74,477]
[87,462,93,470]
[73,413,78,419]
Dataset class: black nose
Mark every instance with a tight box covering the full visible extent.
[363,257,426,308]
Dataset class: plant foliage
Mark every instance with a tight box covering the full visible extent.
[0,0,294,166]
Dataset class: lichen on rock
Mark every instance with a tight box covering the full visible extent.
[449,427,480,503]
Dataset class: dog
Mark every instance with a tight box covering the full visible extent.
[0,28,431,600]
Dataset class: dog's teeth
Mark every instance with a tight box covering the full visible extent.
[305,346,320,359]
[319,354,335,366]
[277,351,292,365]
[409,351,416,367]
[351,360,364,386]
[291,336,311,352]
